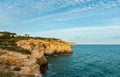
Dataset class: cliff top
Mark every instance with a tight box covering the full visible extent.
[0,31,70,54]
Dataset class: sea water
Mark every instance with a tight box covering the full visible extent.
[43,45,120,77]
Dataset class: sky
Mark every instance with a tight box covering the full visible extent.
[0,0,120,44]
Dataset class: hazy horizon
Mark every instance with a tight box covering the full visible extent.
[0,0,120,44]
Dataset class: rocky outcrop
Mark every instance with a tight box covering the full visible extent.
[0,48,42,77]
[69,42,77,46]
[16,39,72,55]
[0,38,72,77]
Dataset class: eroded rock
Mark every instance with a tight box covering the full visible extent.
[0,38,72,77]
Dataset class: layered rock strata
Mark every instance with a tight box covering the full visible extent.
[0,39,72,77]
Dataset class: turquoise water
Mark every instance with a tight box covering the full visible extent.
[43,45,120,77]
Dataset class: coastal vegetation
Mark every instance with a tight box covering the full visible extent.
[0,31,67,54]
[0,71,14,77]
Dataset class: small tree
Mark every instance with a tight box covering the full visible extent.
[0,31,17,37]
[25,34,30,37]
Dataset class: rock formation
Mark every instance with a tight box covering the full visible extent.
[0,48,42,77]
[16,39,72,55]
[0,38,72,77]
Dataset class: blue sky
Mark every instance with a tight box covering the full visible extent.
[0,0,120,44]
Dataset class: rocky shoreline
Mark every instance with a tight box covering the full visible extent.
[0,39,72,77]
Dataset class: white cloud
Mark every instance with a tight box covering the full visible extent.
[33,26,120,33]
[28,26,120,44]
[14,0,120,25]
[0,0,120,26]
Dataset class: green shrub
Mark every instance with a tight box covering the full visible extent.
[13,66,21,71]
[0,71,14,77]
[6,72,14,77]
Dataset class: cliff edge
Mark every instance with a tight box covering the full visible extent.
[0,38,72,77]
[16,39,72,55]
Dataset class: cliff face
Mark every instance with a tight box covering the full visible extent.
[0,38,72,76]
[16,39,72,55]
[0,48,42,77]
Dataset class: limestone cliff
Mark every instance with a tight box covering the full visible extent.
[0,48,42,77]
[16,39,72,55]
[0,38,72,77]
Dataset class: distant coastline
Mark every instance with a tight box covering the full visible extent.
[68,42,77,46]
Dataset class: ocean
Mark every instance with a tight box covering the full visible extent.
[43,45,120,77]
